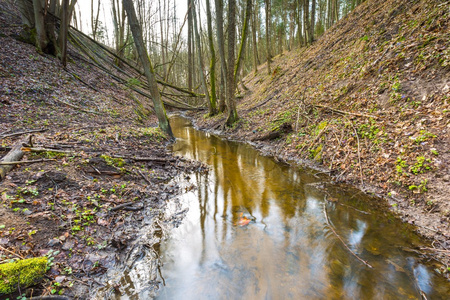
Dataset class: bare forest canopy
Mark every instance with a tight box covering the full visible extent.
[11,0,367,125]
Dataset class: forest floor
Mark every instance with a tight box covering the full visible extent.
[0,0,449,298]
[190,0,450,277]
[0,3,207,299]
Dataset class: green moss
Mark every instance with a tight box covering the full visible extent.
[0,257,47,294]
[100,155,125,167]
[310,144,323,162]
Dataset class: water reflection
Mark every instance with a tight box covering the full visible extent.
[155,115,450,299]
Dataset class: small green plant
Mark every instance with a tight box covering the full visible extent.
[396,157,407,174]
[100,155,125,167]
[409,179,428,193]
[126,77,144,88]
[17,186,39,197]
[410,156,432,174]
[360,35,369,41]
[358,119,380,140]
[413,130,436,144]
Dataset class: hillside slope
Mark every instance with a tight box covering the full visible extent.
[0,1,204,297]
[194,0,450,267]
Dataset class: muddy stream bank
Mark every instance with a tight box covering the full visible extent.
[98,114,450,299]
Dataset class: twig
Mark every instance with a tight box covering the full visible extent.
[89,164,101,175]
[137,170,152,185]
[112,155,175,163]
[0,129,47,140]
[420,247,450,253]
[314,104,379,119]
[52,97,101,115]
[0,245,25,259]
[22,147,74,154]
[0,159,56,165]
[348,120,364,186]
[110,202,134,211]
[323,204,373,268]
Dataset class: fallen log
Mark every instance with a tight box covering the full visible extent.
[0,135,32,180]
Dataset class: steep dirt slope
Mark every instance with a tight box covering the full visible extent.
[0,1,205,298]
[193,0,450,269]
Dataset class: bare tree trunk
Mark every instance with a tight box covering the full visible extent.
[205,0,217,115]
[251,0,259,74]
[310,0,316,43]
[264,0,271,75]
[60,0,70,67]
[234,0,252,79]
[33,0,49,53]
[91,0,101,40]
[158,0,167,78]
[226,0,238,125]
[303,0,310,44]
[187,0,193,91]
[122,0,174,139]
[214,0,227,113]
[192,0,215,115]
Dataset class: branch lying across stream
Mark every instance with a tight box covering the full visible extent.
[323,203,373,269]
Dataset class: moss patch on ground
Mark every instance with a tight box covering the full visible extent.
[0,257,47,294]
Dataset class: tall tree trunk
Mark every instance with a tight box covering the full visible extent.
[33,0,49,53]
[187,0,193,91]
[310,0,316,43]
[192,0,215,115]
[122,0,174,139]
[234,0,252,80]
[205,0,217,115]
[251,0,259,74]
[91,0,101,40]
[214,0,227,113]
[226,0,238,125]
[303,0,310,44]
[158,0,167,78]
[60,0,70,67]
[264,0,271,75]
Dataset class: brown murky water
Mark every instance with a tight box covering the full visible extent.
[154,115,450,299]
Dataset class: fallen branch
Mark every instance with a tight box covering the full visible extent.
[314,104,379,119]
[22,147,74,154]
[0,159,56,165]
[137,170,152,185]
[0,129,46,140]
[112,155,176,163]
[420,247,450,253]
[0,245,25,259]
[52,97,101,115]
[0,135,32,180]
[323,203,373,269]
[110,202,134,211]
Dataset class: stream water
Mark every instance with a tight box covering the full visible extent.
[98,114,450,299]
[153,115,450,299]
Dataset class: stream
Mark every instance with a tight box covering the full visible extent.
[102,114,450,299]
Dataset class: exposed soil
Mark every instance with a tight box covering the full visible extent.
[189,0,450,276]
[0,2,206,299]
[1,0,449,297]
